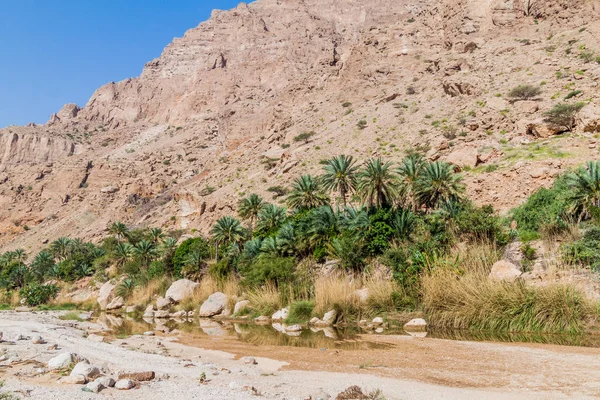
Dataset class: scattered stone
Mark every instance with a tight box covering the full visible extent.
[156,296,172,310]
[199,292,228,317]
[84,381,105,393]
[100,186,119,194]
[70,361,101,380]
[117,371,155,381]
[78,313,92,321]
[489,260,522,282]
[154,310,170,318]
[143,331,155,336]
[143,304,155,318]
[234,300,250,314]
[31,335,45,344]
[323,309,337,325]
[404,318,427,331]
[372,317,384,326]
[95,377,116,388]
[87,334,105,343]
[312,389,332,400]
[48,352,75,370]
[125,305,136,313]
[107,296,125,310]
[272,307,289,321]
[241,356,257,365]
[255,316,270,323]
[285,324,302,332]
[170,310,187,318]
[165,279,200,302]
[309,317,320,325]
[97,281,116,310]
[114,379,135,390]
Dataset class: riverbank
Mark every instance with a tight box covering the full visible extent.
[1,311,600,399]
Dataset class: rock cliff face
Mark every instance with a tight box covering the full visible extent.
[1,0,600,251]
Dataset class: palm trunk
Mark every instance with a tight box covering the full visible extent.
[215,242,219,262]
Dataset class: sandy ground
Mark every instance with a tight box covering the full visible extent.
[1,311,600,399]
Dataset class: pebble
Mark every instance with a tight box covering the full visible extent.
[114,379,135,390]
[84,381,104,393]
[31,335,45,344]
[143,331,155,336]
[241,356,257,365]
[95,376,115,388]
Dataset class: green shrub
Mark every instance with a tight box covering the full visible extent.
[564,90,583,100]
[293,131,315,143]
[508,84,542,100]
[455,203,505,244]
[19,284,58,306]
[172,237,210,278]
[285,300,314,324]
[543,102,585,132]
[240,255,295,287]
[563,227,600,270]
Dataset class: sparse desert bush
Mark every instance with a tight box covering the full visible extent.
[508,84,542,100]
[293,131,315,143]
[543,102,585,132]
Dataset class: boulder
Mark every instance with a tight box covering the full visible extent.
[404,318,427,331]
[165,279,200,302]
[115,379,135,390]
[156,296,172,310]
[577,103,600,133]
[97,281,116,310]
[143,304,155,318]
[489,260,522,282]
[526,119,564,138]
[106,296,124,310]
[323,309,337,325]
[234,300,250,314]
[199,292,228,317]
[84,381,104,393]
[442,75,480,97]
[271,307,289,321]
[48,352,75,370]
[444,146,478,169]
[117,371,155,381]
[95,377,115,388]
[514,100,539,115]
[70,362,100,380]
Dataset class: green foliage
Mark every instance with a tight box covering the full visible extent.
[455,203,505,244]
[285,300,314,324]
[240,255,295,287]
[543,102,585,132]
[19,283,58,306]
[286,175,329,210]
[508,84,542,100]
[564,90,583,100]
[116,278,136,300]
[563,228,600,270]
[567,161,600,221]
[293,131,315,143]
[510,175,571,238]
[363,208,394,256]
[172,237,210,278]
[329,234,367,272]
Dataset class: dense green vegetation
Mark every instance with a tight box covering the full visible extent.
[2,157,600,333]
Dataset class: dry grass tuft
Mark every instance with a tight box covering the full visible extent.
[128,277,172,308]
[314,275,361,319]
[247,282,281,316]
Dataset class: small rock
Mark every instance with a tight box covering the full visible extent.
[95,377,115,388]
[285,324,302,332]
[125,306,136,314]
[87,334,105,343]
[372,317,384,326]
[241,356,257,365]
[404,318,428,331]
[312,389,332,400]
[84,381,104,393]
[100,186,119,194]
[234,300,250,314]
[489,260,522,282]
[156,296,172,310]
[70,362,100,380]
[271,307,289,321]
[31,335,45,344]
[114,379,135,390]
[48,352,75,370]
[143,331,155,336]
[323,309,337,325]
[255,316,270,323]
[143,304,155,318]
[154,310,170,318]
[117,371,155,381]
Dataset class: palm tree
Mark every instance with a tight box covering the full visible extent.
[149,227,165,244]
[397,153,425,211]
[30,251,55,282]
[108,221,129,240]
[391,208,416,242]
[132,240,158,268]
[567,161,600,220]
[13,249,27,264]
[256,204,287,234]
[50,237,71,261]
[211,216,246,261]
[287,175,330,210]
[238,194,265,232]
[357,158,399,208]
[113,241,134,268]
[415,161,464,210]
[321,155,359,207]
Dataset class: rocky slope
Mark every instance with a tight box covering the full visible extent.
[2,0,600,251]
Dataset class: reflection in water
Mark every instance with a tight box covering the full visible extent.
[94,313,600,349]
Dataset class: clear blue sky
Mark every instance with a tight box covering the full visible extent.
[0,0,250,128]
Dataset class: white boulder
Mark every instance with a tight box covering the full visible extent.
[199,292,228,317]
[165,279,200,302]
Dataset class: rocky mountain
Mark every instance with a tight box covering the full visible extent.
[1,0,600,252]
